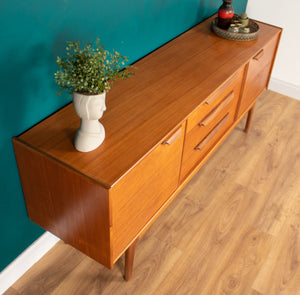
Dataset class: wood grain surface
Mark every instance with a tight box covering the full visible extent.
[16,16,281,188]
[238,35,280,117]
[6,91,300,295]
[13,15,281,276]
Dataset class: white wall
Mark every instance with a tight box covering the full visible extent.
[246,0,300,100]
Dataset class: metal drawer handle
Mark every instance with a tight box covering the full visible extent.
[253,49,264,61]
[162,127,182,145]
[195,114,229,151]
[199,91,234,127]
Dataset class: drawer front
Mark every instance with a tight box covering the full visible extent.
[180,74,243,181]
[111,123,185,260]
[237,34,280,117]
[186,67,243,134]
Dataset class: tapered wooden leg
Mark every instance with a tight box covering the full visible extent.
[245,104,255,133]
[124,238,139,281]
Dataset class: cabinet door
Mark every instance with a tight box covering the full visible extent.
[13,140,112,268]
[110,123,185,261]
[237,35,280,117]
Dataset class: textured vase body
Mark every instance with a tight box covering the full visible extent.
[217,0,234,30]
[73,92,106,152]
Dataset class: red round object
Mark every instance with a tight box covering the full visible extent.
[218,10,234,19]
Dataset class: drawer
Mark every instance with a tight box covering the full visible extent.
[237,34,280,117]
[111,123,186,260]
[186,67,244,134]
[180,76,242,181]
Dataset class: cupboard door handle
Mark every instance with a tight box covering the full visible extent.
[162,127,182,145]
[199,91,234,127]
[195,114,229,151]
[253,49,264,61]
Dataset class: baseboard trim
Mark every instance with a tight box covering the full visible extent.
[0,232,59,294]
[268,77,300,100]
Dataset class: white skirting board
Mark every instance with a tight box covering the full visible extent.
[268,77,300,100]
[0,232,60,294]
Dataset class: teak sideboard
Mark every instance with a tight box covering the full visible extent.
[13,15,282,280]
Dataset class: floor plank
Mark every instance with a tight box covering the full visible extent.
[5,91,300,295]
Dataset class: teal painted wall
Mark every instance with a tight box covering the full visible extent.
[0,0,247,271]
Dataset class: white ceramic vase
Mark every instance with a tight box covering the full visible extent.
[73,92,106,152]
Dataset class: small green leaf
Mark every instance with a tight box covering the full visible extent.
[54,38,135,96]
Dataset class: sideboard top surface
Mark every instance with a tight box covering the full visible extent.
[17,15,281,188]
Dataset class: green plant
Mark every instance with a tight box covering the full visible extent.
[54,38,134,96]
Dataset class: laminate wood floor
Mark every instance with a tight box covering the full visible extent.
[5,90,300,295]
